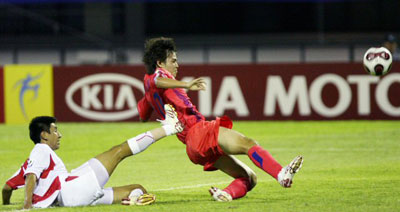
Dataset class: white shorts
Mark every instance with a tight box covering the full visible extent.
[58,162,104,207]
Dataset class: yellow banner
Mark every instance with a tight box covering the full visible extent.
[5,65,54,124]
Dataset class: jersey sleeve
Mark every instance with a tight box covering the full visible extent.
[6,159,29,190]
[163,88,192,110]
[137,97,153,121]
[25,146,50,179]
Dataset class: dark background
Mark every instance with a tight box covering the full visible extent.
[0,0,398,48]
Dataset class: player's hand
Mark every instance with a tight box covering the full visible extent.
[186,78,206,91]
[22,202,32,210]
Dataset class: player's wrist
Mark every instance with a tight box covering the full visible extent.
[184,81,190,89]
[23,202,32,209]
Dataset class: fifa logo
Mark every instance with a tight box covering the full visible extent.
[13,73,43,119]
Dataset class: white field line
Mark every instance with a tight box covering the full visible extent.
[153,180,271,191]
[153,181,232,191]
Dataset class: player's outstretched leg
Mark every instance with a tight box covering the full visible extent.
[209,155,257,201]
[217,127,303,187]
[95,104,182,177]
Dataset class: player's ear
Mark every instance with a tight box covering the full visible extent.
[156,60,164,68]
[40,131,48,141]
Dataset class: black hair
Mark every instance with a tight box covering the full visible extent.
[29,116,56,144]
[142,37,177,74]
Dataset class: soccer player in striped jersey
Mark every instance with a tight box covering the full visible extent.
[138,37,303,202]
[2,107,182,209]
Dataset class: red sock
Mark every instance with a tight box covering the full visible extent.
[248,145,283,179]
[223,177,251,199]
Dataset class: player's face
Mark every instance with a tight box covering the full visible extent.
[43,123,62,150]
[159,51,179,77]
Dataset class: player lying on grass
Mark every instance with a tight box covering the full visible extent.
[138,37,303,202]
[1,105,182,209]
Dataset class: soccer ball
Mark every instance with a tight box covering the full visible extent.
[363,47,392,76]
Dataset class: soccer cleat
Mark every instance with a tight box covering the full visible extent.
[121,193,156,206]
[209,187,232,202]
[157,104,184,134]
[278,156,303,188]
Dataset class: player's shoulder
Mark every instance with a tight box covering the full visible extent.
[27,144,53,168]
[155,68,174,79]
[155,68,166,74]
[144,69,161,80]
[33,143,51,150]
[30,144,52,156]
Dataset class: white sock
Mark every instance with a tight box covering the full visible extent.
[91,188,114,205]
[277,168,284,182]
[129,188,144,198]
[162,125,175,136]
[127,132,155,155]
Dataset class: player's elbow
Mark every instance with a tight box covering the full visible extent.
[2,184,12,205]
[139,117,148,122]
[2,184,12,192]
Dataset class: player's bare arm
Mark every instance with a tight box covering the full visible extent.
[156,77,206,91]
[2,184,12,205]
[23,173,36,209]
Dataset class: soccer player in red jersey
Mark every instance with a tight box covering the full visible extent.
[137,37,304,201]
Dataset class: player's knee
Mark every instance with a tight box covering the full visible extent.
[242,136,258,152]
[249,172,257,190]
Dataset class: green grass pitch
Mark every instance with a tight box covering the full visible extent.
[0,121,399,212]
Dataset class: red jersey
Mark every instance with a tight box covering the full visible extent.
[138,68,205,142]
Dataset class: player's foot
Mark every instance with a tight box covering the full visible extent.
[158,104,183,134]
[209,187,232,202]
[277,156,303,188]
[121,193,156,206]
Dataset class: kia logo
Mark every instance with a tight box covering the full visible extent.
[65,73,144,121]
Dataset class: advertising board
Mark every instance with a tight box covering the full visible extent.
[53,63,400,121]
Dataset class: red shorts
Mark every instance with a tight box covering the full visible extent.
[185,116,233,171]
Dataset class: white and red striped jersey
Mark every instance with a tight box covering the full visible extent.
[24,144,69,208]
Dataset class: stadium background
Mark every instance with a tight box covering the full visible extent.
[0,0,399,123]
[0,0,399,212]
